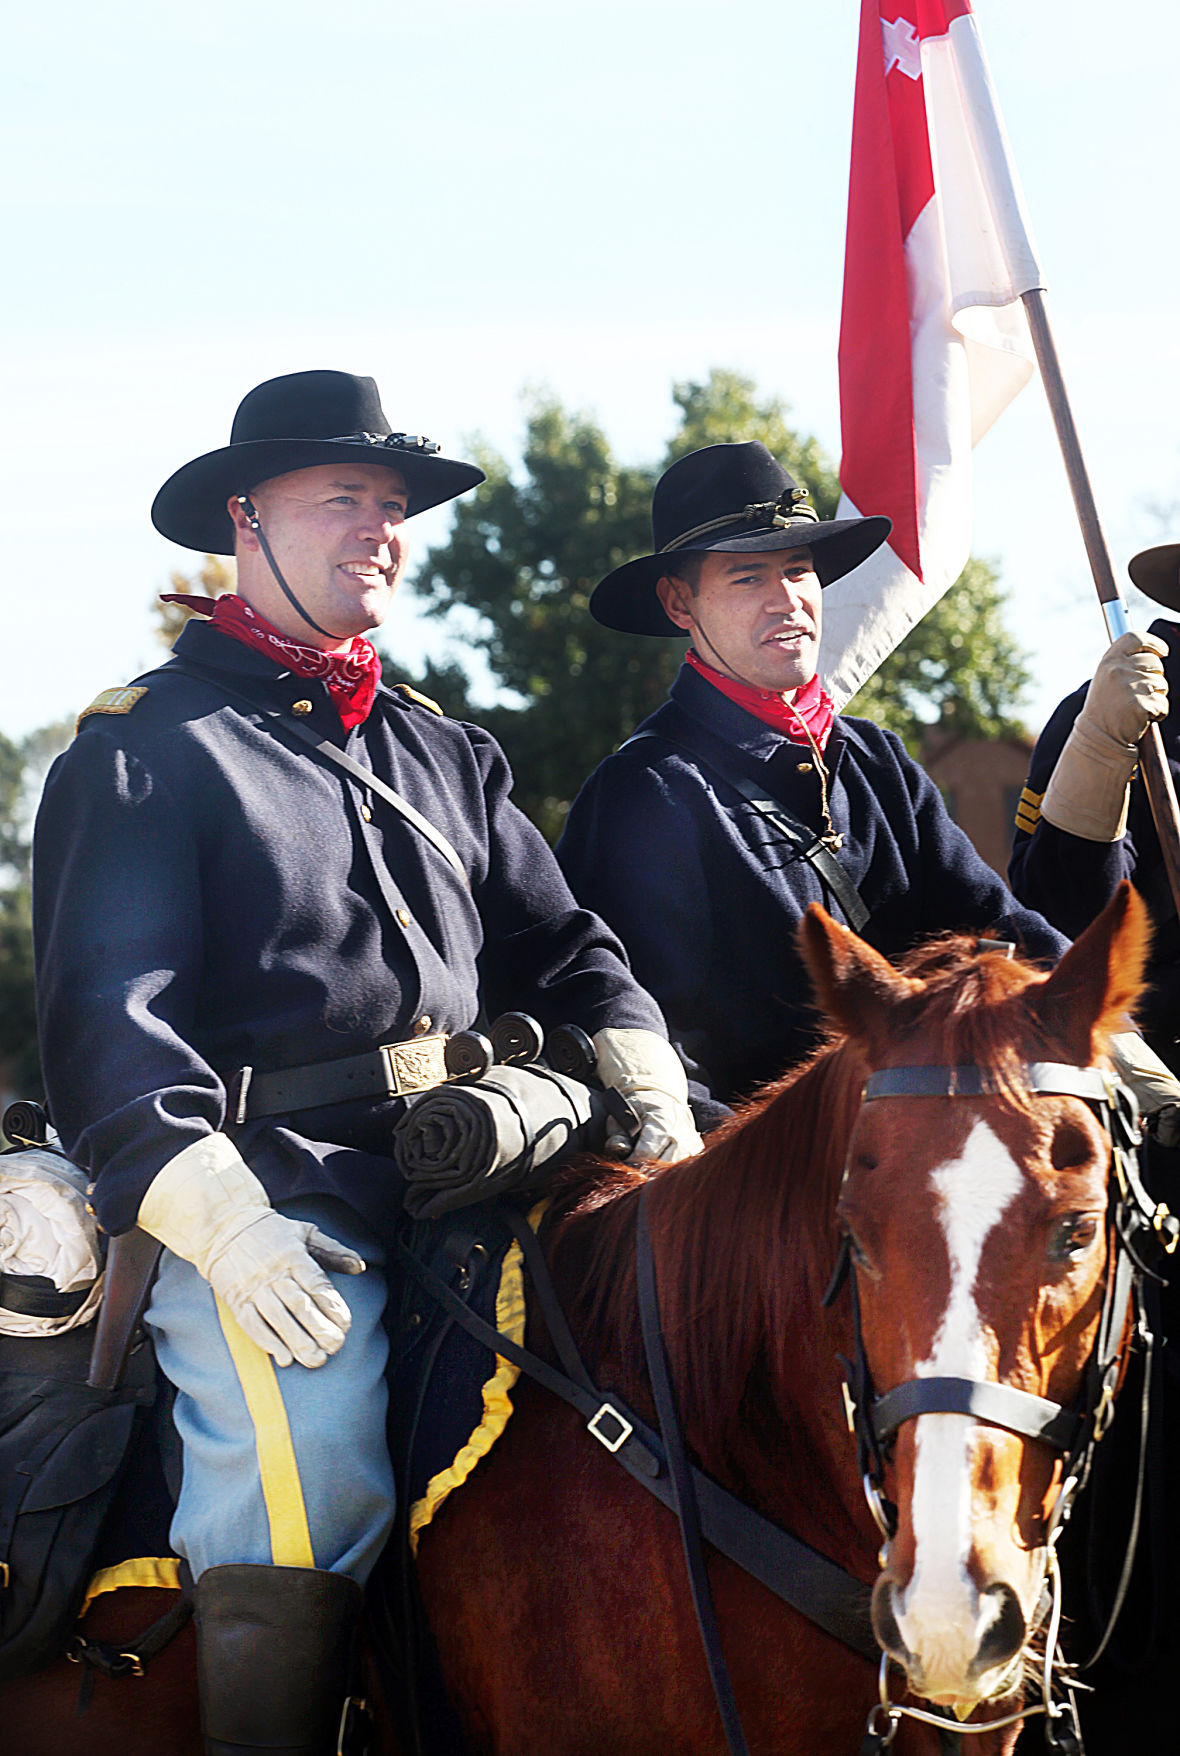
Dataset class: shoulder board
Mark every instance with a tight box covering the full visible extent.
[76,685,149,733]
[395,683,444,716]
[1014,783,1043,836]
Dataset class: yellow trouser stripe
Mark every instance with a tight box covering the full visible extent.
[215,1295,315,1568]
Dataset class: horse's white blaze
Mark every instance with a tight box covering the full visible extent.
[897,1117,1023,1685]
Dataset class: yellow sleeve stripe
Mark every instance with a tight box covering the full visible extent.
[1014,784,1043,835]
[81,1556,182,1615]
[215,1296,316,1569]
[408,1201,548,1552]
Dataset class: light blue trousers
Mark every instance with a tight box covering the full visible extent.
[145,1196,396,1583]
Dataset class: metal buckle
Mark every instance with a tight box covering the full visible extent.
[1154,1202,1179,1254]
[380,1034,449,1096]
[587,1403,633,1454]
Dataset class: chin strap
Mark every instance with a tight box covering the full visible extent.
[236,494,350,643]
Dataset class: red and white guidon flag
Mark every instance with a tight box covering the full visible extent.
[820,0,1043,708]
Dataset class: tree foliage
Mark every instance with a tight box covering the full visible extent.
[411,370,1031,837]
[152,554,236,646]
[0,722,71,1104]
[848,557,1032,754]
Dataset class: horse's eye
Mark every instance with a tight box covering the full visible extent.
[1048,1213,1100,1263]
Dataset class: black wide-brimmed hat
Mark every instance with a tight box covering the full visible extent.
[590,441,892,636]
[1129,543,1180,614]
[152,369,486,554]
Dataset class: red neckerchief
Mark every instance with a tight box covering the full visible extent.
[686,650,835,752]
[159,594,381,731]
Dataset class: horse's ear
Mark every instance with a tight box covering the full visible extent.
[1027,881,1152,1061]
[799,903,920,1047]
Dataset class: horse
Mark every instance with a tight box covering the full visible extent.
[2,885,1157,1754]
[413,884,1155,1754]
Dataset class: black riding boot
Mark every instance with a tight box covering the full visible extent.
[194,1562,364,1756]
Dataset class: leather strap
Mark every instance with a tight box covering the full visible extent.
[864,1063,1116,1103]
[628,717,870,932]
[872,1376,1082,1453]
[636,1191,750,1756]
[0,1272,90,1319]
[240,1034,449,1119]
[395,1225,879,1661]
[153,659,469,887]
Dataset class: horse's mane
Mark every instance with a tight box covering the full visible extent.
[544,929,1113,1491]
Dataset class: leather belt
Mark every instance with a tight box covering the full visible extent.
[233,1033,450,1122]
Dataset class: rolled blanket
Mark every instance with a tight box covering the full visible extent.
[0,1147,104,1337]
[395,1065,609,1219]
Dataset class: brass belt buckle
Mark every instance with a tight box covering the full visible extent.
[381,1034,448,1096]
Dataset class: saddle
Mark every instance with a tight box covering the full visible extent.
[0,1136,179,1684]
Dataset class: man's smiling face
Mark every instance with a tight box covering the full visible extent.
[231,460,410,647]
[656,547,822,695]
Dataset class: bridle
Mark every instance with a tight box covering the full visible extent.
[824,1058,1178,1751]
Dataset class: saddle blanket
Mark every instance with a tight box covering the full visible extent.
[387,1201,540,1553]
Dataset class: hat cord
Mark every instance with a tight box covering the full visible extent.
[661,490,819,554]
[236,495,352,643]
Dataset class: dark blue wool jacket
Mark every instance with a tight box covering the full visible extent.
[33,618,663,1238]
[557,663,1066,1109]
[1009,618,1180,1070]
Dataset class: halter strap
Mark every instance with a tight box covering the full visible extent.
[872,1376,1083,1453]
[864,1063,1116,1104]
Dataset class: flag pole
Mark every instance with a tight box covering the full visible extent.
[1020,286,1180,912]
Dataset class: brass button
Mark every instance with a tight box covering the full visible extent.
[797,761,813,773]
[396,908,411,928]
[85,1202,96,1217]
[360,804,373,822]
[292,699,313,716]
[413,1015,432,1035]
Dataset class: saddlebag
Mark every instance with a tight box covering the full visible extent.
[0,1321,156,1680]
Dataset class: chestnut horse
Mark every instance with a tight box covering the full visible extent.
[2,887,1153,1754]
[415,886,1151,1753]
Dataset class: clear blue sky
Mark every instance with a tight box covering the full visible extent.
[3,1,1179,740]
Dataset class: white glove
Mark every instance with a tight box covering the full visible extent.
[1108,1030,1180,1116]
[592,1028,704,1163]
[138,1134,364,1368]
[1042,632,1168,841]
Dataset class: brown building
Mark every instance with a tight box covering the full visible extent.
[919,726,1033,880]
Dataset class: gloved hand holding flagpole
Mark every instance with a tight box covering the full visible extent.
[820,0,1180,915]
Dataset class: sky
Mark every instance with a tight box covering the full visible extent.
[3,0,1179,744]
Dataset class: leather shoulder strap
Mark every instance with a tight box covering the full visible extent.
[149,658,469,888]
[629,710,870,933]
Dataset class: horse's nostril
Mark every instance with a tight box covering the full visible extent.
[973,1582,1026,1674]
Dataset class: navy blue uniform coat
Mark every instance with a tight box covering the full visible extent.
[33,619,663,1238]
[1009,617,1180,1070]
[557,663,1066,1108]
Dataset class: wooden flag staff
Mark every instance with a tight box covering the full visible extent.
[1020,287,1180,915]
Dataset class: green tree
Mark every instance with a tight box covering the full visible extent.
[152,554,236,646]
[848,557,1032,753]
[413,369,1032,839]
[412,395,674,839]
[0,721,70,1106]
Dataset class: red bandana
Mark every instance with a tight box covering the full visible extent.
[160,595,381,731]
[686,650,835,752]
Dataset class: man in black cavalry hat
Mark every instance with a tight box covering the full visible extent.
[1010,543,1179,1072]
[557,440,1070,1116]
[32,369,700,1754]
